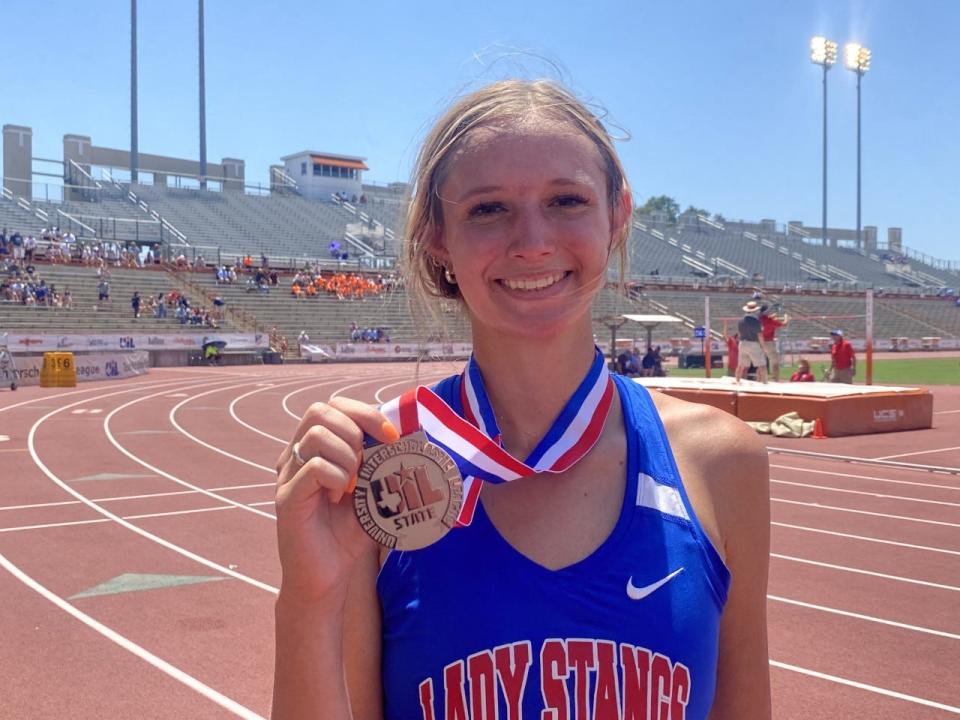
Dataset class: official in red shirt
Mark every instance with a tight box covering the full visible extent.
[759,306,789,381]
[790,358,815,382]
[829,329,856,383]
[725,333,739,376]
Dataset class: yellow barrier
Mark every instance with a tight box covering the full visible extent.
[56,352,77,387]
[40,353,56,387]
[40,352,77,387]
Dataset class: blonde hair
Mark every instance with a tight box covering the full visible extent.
[402,79,632,318]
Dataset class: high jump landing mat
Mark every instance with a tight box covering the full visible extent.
[635,376,933,437]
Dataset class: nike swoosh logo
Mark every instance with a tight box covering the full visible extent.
[626,567,685,600]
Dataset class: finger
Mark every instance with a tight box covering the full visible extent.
[278,454,354,508]
[289,423,360,482]
[328,396,400,444]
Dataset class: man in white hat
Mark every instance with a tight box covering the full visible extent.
[736,300,767,384]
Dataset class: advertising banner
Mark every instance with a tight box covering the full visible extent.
[6,333,268,353]
[0,351,151,387]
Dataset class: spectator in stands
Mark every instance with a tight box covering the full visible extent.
[96,279,111,309]
[131,291,141,319]
[725,332,739,377]
[62,287,72,310]
[155,292,167,318]
[736,301,767,384]
[328,240,341,260]
[23,234,37,263]
[759,305,789,382]
[297,330,310,353]
[790,358,815,382]
[828,329,856,383]
[10,231,24,265]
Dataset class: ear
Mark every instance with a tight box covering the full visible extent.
[609,185,632,249]
[425,227,451,265]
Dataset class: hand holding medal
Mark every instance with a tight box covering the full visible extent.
[273,396,401,603]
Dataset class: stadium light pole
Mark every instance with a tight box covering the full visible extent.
[845,43,871,251]
[810,36,837,248]
[199,0,207,190]
[131,0,138,184]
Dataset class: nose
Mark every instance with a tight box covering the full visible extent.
[507,206,556,260]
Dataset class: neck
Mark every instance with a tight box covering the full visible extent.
[470,320,599,458]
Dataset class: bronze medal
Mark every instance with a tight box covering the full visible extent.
[353,430,463,550]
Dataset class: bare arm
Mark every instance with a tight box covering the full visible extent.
[271,399,394,720]
[708,421,772,719]
[656,397,772,720]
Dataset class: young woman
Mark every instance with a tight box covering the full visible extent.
[273,80,771,720]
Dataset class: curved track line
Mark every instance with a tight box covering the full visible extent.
[167,382,289,473]
[770,660,960,714]
[0,374,221,415]
[278,366,434,420]
[27,384,278,593]
[0,553,264,719]
[229,377,361,443]
[104,380,277,518]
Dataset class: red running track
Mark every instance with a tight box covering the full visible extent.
[0,365,957,718]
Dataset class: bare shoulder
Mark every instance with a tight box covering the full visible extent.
[648,390,769,554]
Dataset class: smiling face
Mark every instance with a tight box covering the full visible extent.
[430,120,626,345]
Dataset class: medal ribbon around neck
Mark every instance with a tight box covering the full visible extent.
[379,347,614,527]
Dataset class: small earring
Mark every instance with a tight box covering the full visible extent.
[444,267,457,285]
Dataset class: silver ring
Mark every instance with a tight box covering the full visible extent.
[292,441,307,468]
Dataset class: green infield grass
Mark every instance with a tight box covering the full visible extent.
[666,356,960,385]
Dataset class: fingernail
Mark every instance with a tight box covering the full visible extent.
[347,475,357,494]
[382,421,400,443]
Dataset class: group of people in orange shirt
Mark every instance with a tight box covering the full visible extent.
[290,271,384,301]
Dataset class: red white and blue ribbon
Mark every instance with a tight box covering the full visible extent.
[379,348,614,526]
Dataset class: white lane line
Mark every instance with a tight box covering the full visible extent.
[0,482,274,513]
[771,478,960,508]
[934,409,960,415]
[1,500,279,533]
[773,498,960,527]
[228,377,360,444]
[771,553,960,592]
[770,463,960,492]
[772,521,960,557]
[0,371,268,413]
[373,374,433,404]
[770,660,960,715]
[103,383,276,518]
[0,552,264,719]
[278,369,439,421]
[28,383,278,594]
[167,384,282,473]
[875,445,960,461]
[768,595,960,640]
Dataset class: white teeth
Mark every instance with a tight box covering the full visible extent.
[502,273,565,291]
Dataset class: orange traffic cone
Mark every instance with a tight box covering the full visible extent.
[811,417,826,439]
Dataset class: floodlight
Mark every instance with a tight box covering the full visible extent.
[844,43,871,73]
[810,36,838,66]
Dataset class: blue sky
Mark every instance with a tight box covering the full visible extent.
[3,1,957,260]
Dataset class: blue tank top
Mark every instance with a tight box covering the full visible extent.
[378,374,730,720]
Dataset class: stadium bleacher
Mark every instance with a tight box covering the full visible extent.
[3,174,958,358]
